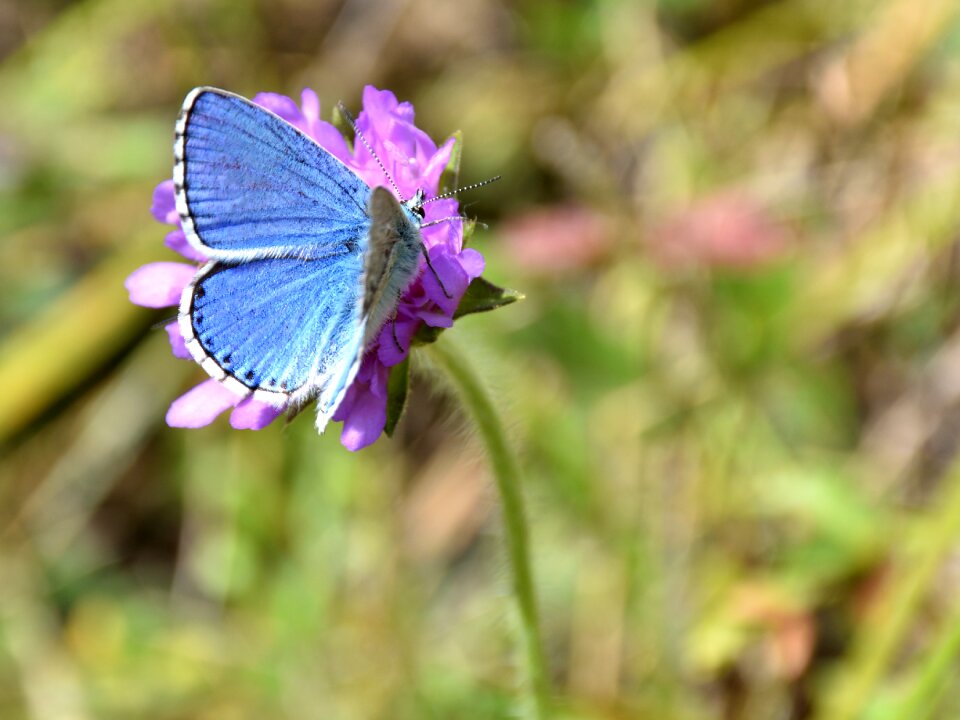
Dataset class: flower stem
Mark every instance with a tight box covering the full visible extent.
[426,339,550,718]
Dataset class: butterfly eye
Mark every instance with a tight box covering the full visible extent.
[413,205,425,220]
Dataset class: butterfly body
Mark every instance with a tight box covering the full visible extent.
[172,87,427,431]
[363,187,425,345]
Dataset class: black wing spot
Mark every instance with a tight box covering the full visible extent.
[245,370,255,381]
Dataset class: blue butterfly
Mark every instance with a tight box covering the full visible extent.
[172,87,435,432]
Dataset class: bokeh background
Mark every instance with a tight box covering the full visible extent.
[2,0,960,718]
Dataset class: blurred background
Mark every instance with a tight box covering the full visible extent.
[2,0,960,718]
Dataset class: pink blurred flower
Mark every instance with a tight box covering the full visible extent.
[649,191,789,271]
[126,87,483,450]
[500,205,613,276]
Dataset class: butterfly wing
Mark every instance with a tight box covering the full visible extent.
[174,87,371,261]
[179,254,367,430]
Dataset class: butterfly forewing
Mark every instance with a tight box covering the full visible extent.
[175,88,372,261]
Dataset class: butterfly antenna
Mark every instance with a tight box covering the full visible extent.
[152,315,179,330]
[337,101,404,201]
[420,215,465,229]
[422,175,502,205]
[418,177,501,298]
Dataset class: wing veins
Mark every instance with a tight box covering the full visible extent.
[184,111,369,218]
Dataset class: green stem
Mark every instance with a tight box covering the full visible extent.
[819,458,960,720]
[426,339,550,719]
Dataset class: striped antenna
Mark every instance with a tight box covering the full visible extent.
[423,175,502,204]
[420,215,464,229]
[336,101,404,201]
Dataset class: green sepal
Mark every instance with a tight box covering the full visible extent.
[454,276,524,319]
[413,276,524,347]
[461,218,477,247]
[330,104,354,152]
[413,323,444,346]
[438,130,463,195]
[384,355,411,437]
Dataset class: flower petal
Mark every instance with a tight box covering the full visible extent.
[300,88,320,121]
[368,357,389,398]
[459,248,485,278]
[125,262,196,308]
[252,92,305,126]
[164,229,207,262]
[331,385,356,423]
[419,310,454,328]
[420,249,469,315]
[151,180,178,225]
[340,399,387,451]
[357,86,434,197]
[310,120,352,163]
[165,321,191,360]
[425,198,460,221]
[421,136,456,193]
[422,198,463,251]
[230,397,283,430]
[365,87,436,163]
[360,86,400,137]
[166,379,243,428]
[376,316,418,367]
[338,367,389,451]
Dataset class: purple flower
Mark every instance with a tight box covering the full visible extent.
[126,86,484,450]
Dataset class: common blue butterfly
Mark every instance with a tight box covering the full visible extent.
[172,87,434,432]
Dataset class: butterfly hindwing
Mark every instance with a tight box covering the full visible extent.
[179,254,367,429]
[175,87,372,261]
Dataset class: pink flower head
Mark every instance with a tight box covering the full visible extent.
[649,191,790,271]
[501,205,613,276]
[127,87,484,450]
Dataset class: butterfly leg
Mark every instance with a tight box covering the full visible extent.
[386,285,408,354]
[420,243,453,299]
[285,400,308,425]
[391,315,404,354]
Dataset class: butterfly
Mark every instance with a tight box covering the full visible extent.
[172,87,443,432]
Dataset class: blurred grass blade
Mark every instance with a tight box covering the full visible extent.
[789,167,960,347]
[0,233,164,443]
[816,454,960,720]
[19,332,190,557]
